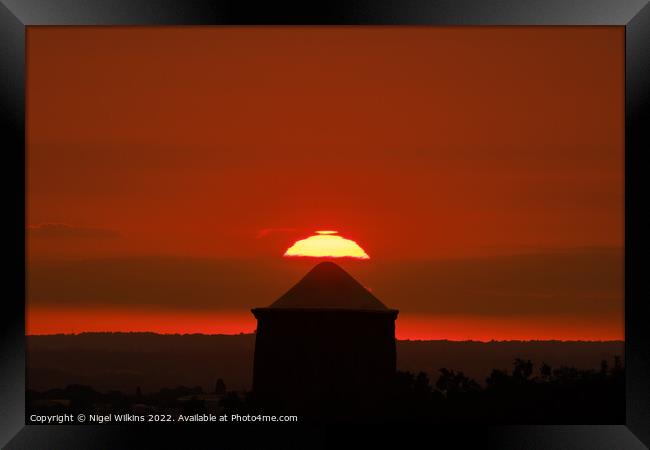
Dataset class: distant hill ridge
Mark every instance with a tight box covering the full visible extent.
[28,330,624,342]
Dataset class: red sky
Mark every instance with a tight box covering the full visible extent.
[26,26,624,340]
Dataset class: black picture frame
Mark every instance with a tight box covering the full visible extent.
[1,0,648,448]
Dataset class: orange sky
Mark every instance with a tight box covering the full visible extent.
[26,26,624,340]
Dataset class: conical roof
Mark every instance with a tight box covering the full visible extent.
[268,261,388,310]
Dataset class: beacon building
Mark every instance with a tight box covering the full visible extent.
[251,261,399,417]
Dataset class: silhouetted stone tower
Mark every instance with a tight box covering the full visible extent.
[251,261,399,417]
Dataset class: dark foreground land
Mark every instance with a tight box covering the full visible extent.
[27,333,623,392]
[27,356,624,424]
[27,333,624,423]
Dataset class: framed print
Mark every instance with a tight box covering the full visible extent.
[1,0,649,448]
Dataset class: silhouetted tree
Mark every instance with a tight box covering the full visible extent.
[540,362,552,381]
[415,372,432,396]
[436,368,480,396]
[214,378,226,395]
[486,368,510,388]
[513,358,533,382]
[600,360,609,376]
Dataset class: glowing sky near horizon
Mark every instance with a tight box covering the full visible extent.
[25,27,623,340]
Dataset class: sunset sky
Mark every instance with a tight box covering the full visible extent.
[26,26,624,340]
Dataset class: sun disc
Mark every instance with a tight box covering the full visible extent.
[284,231,370,259]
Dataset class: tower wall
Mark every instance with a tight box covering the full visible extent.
[251,308,398,417]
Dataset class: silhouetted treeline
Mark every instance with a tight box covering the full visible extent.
[385,356,624,423]
[27,357,623,424]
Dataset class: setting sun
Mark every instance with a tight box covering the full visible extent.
[284,231,370,259]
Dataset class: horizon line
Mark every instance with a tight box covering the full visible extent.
[25,331,625,343]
